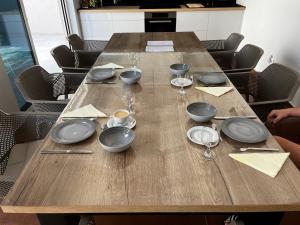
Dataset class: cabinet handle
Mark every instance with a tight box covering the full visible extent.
[148,20,172,23]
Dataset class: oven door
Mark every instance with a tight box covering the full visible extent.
[145,18,176,32]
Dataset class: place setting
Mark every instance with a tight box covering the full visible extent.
[186,101,220,160]
[40,104,108,154]
[192,72,234,97]
[85,62,125,84]
[184,101,290,177]
[169,63,193,95]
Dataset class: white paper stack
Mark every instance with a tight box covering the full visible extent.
[145,40,174,52]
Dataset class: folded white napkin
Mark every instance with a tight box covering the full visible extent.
[145,45,174,52]
[229,153,290,178]
[195,87,233,97]
[147,41,174,46]
[61,104,107,118]
[94,63,124,69]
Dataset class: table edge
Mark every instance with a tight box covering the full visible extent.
[2,204,300,214]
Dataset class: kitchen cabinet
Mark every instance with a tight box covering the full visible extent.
[79,9,244,41]
[176,10,244,40]
[79,12,144,40]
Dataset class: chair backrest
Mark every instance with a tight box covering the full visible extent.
[16,66,55,101]
[224,33,244,51]
[51,45,75,68]
[257,63,300,101]
[235,44,264,70]
[67,34,84,51]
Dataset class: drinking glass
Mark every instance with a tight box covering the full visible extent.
[128,52,137,69]
[201,128,216,160]
[121,85,135,116]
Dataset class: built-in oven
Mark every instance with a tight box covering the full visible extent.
[145,12,176,32]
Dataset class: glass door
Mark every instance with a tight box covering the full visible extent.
[0,0,36,110]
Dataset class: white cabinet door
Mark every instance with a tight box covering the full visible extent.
[112,21,144,33]
[79,13,113,40]
[112,12,144,33]
[176,12,209,32]
[207,11,244,40]
[111,12,144,21]
[81,21,113,40]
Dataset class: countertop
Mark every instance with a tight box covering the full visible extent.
[78,5,245,13]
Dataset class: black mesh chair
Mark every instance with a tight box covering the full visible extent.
[16,65,84,112]
[232,63,299,121]
[202,33,244,52]
[210,44,264,73]
[67,33,107,52]
[0,109,59,201]
[51,45,100,73]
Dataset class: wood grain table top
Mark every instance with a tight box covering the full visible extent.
[1,51,300,214]
[104,32,205,53]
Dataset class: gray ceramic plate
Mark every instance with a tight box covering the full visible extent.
[221,118,268,143]
[51,119,96,144]
[87,68,115,81]
[197,73,227,85]
[99,126,135,153]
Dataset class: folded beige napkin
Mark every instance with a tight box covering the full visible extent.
[94,63,124,69]
[61,104,107,118]
[195,87,233,97]
[229,153,290,178]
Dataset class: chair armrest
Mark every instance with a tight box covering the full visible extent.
[250,100,292,122]
[224,67,253,73]
[76,51,101,68]
[61,66,90,73]
[249,99,291,106]
[266,117,300,144]
[62,72,86,91]
[29,100,68,112]
[210,50,235,69]
[12,112,60,144]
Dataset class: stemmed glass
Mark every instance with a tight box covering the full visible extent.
[177,72,187,96]
[201,128,216,160]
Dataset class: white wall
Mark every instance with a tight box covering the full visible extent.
[22,0,65,35]
[0,57,19,113]
[237,0,300,105]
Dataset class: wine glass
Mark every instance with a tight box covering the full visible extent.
[201,127,216,160]
[177,71,189,96]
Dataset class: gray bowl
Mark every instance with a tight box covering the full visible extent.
[120,70,142,84]
[88,68,114,81]
[99,126,135,153]
[170,64,190,76]
[186,102,217,122]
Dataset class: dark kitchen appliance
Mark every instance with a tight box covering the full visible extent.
[205,0,237,7]
[145,12,176,32]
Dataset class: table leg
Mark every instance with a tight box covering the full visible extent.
[37,214,80,225]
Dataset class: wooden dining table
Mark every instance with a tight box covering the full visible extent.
[1,33,300,224]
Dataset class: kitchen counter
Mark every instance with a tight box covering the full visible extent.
[78,5,245,13]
